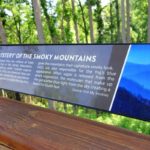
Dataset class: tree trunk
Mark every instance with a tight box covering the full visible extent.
[121,0,126,43]
[126,0,131,43]
[96,0,103,43]
[40,0,58,43]
[32,0,55,109]
[110,0,113,42]
[0,21,7,98]
[115,0,121,42]
[0,20,8,98]
[78,0,88,43]
[1,16,21,101]
[66,0,71,43]
[11,8,23,101]
[88,2,95,43]
[61,0,65,43]
[32,0,45,43]
[0,20,7,44]
[11,11,22,44]
[71,0,80,43]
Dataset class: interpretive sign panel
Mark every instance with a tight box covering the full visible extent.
[0,44,149,121]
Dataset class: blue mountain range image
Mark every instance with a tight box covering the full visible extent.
[123,63,150,90]
[120,78,150,103]
[112,62,150,121]
[112,87,150,121]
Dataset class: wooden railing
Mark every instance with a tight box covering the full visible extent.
[0,98,150,150]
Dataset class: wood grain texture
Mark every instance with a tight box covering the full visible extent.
[0,98,150,150]
[0,144,12,150]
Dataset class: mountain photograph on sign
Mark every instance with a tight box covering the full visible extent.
[112,45,150,121]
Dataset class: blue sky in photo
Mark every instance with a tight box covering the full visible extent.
[127,45,150,65]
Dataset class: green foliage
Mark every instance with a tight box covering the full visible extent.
[97,113,150,135]
[3,0,148,43]
[131,0,148,42]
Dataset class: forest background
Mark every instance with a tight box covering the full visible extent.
[0,0,150,135]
